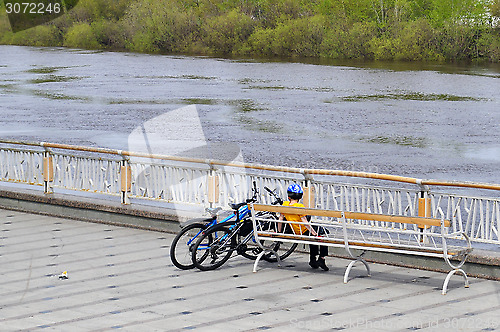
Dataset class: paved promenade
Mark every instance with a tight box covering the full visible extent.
[1,209,500,331]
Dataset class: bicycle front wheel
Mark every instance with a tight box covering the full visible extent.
[192,227,234,271]
[170,223,206,270]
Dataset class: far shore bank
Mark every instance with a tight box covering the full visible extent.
[1,0,500,64]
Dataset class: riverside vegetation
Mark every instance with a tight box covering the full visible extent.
[1,0,500,62]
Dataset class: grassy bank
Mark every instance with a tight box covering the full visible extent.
[1,0,500,62]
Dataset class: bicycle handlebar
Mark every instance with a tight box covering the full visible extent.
[229,183,283,210]
[264,186,283,205]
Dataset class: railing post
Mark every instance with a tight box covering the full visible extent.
[303,172,315,208]
[208,169,219,207]
[42,150,54,194]
[418,190,431,219]
[120,159,132,204]
[418,184,431,242]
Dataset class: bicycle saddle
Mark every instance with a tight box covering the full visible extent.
[229,202,247,211]
[205,207,222,217]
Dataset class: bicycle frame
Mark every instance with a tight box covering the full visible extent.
[183,182,283,255]
[194,205,252,251]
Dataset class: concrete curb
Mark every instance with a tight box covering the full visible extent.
[0,183,499,281]
[0,185,190,233]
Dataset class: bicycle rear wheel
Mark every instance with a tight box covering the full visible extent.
[170,223,205,270]
[239,238,298,262]
[262,242,298,262]
[192,227,234,271]
[238,235,263,260]
[238,232,298,262]
[240,213,299,262]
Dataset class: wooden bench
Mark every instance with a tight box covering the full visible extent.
[249,203,473,295]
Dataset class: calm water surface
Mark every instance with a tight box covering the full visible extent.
[1,46,499,185]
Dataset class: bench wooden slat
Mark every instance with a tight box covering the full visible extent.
[251,204,450,227]
[257,232,463,256]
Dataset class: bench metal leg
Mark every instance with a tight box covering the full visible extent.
[253,251,265,273]
[344,257,371,284]
[253,249,281,273]
[442,269,469,295]
[341,214,371,284]
[441,231,471,295]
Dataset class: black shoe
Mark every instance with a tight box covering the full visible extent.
[317,258,329,271]
[309,259,319,269]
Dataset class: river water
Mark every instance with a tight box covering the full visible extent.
[1,45,499,185]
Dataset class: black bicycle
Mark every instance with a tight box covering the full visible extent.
[191,183,297,271]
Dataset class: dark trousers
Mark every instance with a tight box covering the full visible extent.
[310,243,328,259]
[282,223,328,259]
[305,226,328,259]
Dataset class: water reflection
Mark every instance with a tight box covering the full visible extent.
[28,75,83,84]
[339,93,484,102]
[360,135,428,148]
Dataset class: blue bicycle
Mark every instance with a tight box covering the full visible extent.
[190,184,297,271]
[169,183,296,270]
[169,207,221,270]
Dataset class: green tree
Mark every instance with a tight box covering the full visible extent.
[1,25,62,46]
[321,21,378,59]
[202,9,255,54]
[491,0,500,17]
[68,0,133,22]
[317,0,374,23]
[478,32,500,61]
[429,0,489,26]
[436,23,481,60]
[123,0,199,53]
[91,19,126,49]
[407,0,433,19]
[393,18,443,60]
[64,22,100,48]
[248,15,326,57]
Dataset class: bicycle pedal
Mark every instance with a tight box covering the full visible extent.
[236,245,248,255]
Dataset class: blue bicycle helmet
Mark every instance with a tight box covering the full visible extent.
[287,183,303,200]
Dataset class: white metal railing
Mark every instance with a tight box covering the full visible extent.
[52,153,122,195]
[0,139,499,245]
[0,148,44,186]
